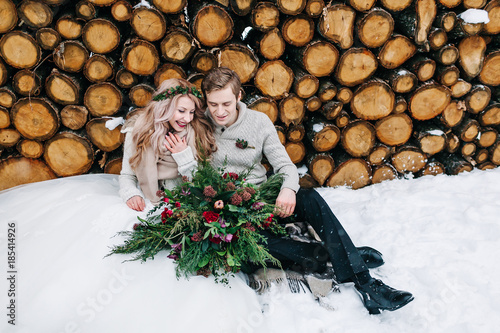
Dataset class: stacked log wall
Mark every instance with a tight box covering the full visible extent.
[0,0,499,191]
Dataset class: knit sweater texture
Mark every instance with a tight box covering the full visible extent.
[208,102,300,192]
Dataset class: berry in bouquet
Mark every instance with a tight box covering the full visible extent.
[109,158,286,284]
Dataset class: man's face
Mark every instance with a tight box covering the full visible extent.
[206,86,241,127]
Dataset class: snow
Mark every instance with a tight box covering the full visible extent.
[296,165,309,177]
[104,117,125,131]
[313,124,324,133]
[2,168,500,332]
[459,9,490,24]
[133,0,151,9]
[426,129,445,136]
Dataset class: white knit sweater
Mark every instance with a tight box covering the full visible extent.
[208,102,300,192]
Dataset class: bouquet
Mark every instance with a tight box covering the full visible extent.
[109,159,286,284]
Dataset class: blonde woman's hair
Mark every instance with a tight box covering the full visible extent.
[127,78,216,170]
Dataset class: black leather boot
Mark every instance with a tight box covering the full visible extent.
[355,278,414,314]
[357,246,384,269]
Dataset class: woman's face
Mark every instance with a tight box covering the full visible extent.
[168,95,196,132]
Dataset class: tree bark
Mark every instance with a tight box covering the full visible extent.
[327,150,371,189]
[53,40,89,73]
[279,94,305,126]
[306,116,341,152]
[16,139,44,158]
[131,7,167,42]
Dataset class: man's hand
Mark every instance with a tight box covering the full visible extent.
[275,188,296,218]
[126,195,145,211]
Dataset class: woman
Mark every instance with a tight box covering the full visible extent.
[119,78,216,211]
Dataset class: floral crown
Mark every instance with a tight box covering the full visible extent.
[152,85,203,101]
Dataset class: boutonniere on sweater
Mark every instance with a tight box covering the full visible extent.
[236,138,255,149]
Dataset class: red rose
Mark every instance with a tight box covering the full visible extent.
[175,202,181,208]
[202,211,220,223]
[223,172,239,180]
[209,234,222,244]
[163,197,169,203]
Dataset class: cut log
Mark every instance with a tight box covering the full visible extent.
[437,0,461,8]
[448,17,484,40]
[479,103,500,127]
[306,116,341,152]
[318,4,356,49]
[431,43,459,65]
[281,15,314,47]
[483,1,500,35]
[293,67,319,99]
[335,48,378,86]
[0,59,6,87]
[0,128,21,148]
[336,87,353,104]
[357,8,394,48]
[275,125,286,145]
[479,51,500,86]
[292,39,339,77]
[229,0,256,16]
[131,7,167,42]
[318,79,337,102]
[371,164,398,184]
[396,0,437,46]
[86,118,124,152]
[320,100,343,120]
[191,50,218,74]
[84,82,122,117]
[218,43,259,84]
[191,3,234,47]
[13,69,42,96]
[474,148,489,164]
[11,97,59,141]
[408,82,451,121]
[434,11,457,32]
[308,153,335,186]
[439,100,466,128]
[477,127,498,148]
[0,157,56,191]
[446,132,460,153]
[279,94,305,126]
[453,117,480,142]
[375,113,413,146]
[129,83,154,107]
[60,105,89,130]
[379,0,412,12]
[43,132,94,177]
[250,2,280,32]
[0,31,41,69]
[299,172,319,188]
[83,54,114,83]
[18,0,53,29]
[53,40,89,73]
[305,0,324,17]
[244,93,279,123]
[477,162,496,170]
[115,68,138,88]
[436,152,473,174]
[414,123,447,155]
[463,0,488,9]
[16,139,44,158]
[45,70,81,105]
[305,96,322,112]
[341,120,376,157]
[87,0,116,5]
[418,159,445,176]
[349,0,376,12]
[407,56,436,82]
[245,28,285,61]
[153,0,186,14]
[327,150,371,189]
[335,110,350,128]
[382,68,417,94]
[254,60,294,99]
[0,87,16,108]
[35,28,61,50]
[55,15,84,40]
[351,79,394,120]
[111,0,132,21]
[367,143,392,165]
[465,84,491,114]
[489,139,500,165]
[458,36,487,79]
[378,34,417,69]
[160,27,195,64]
[0,106,9,128]
[394,96,408,114]
[76,0,97,20]
[154,63,186,86]
[187,73,204,92]
[0,0,17,34]
[275,0,307,15]
[391,145,427,173]
[122,39,160,76]
[436,65,460,86]
[286,124,305,143]
[285,141,306,163]
[82,18,120,54]
[104,154,122,174]
[450,79,472,98]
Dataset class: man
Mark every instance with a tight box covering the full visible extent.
[201,67,413,314]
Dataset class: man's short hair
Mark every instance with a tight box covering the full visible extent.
[202,67,241,99]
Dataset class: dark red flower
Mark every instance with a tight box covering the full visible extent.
[202,211,220,223]
[190,231,203,242]
[225,182,236,191]
[230,193,242,206]
[241,191,252,202]
[156,190,165,198]
[223,172,239,180]
[175,202,181,208]
[133,223,141,230]
[203,185,217,198]
[209,234,222,244]
[163,197,169,203]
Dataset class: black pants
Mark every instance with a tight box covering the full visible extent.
[258,188,368,283]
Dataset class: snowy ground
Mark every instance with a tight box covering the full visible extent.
[1,168,500,333]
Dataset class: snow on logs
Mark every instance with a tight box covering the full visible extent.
[0,0,499,190]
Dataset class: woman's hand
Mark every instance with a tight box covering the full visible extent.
[126,195,145,211]
[165,133,188,154]
[275,188,296,218]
